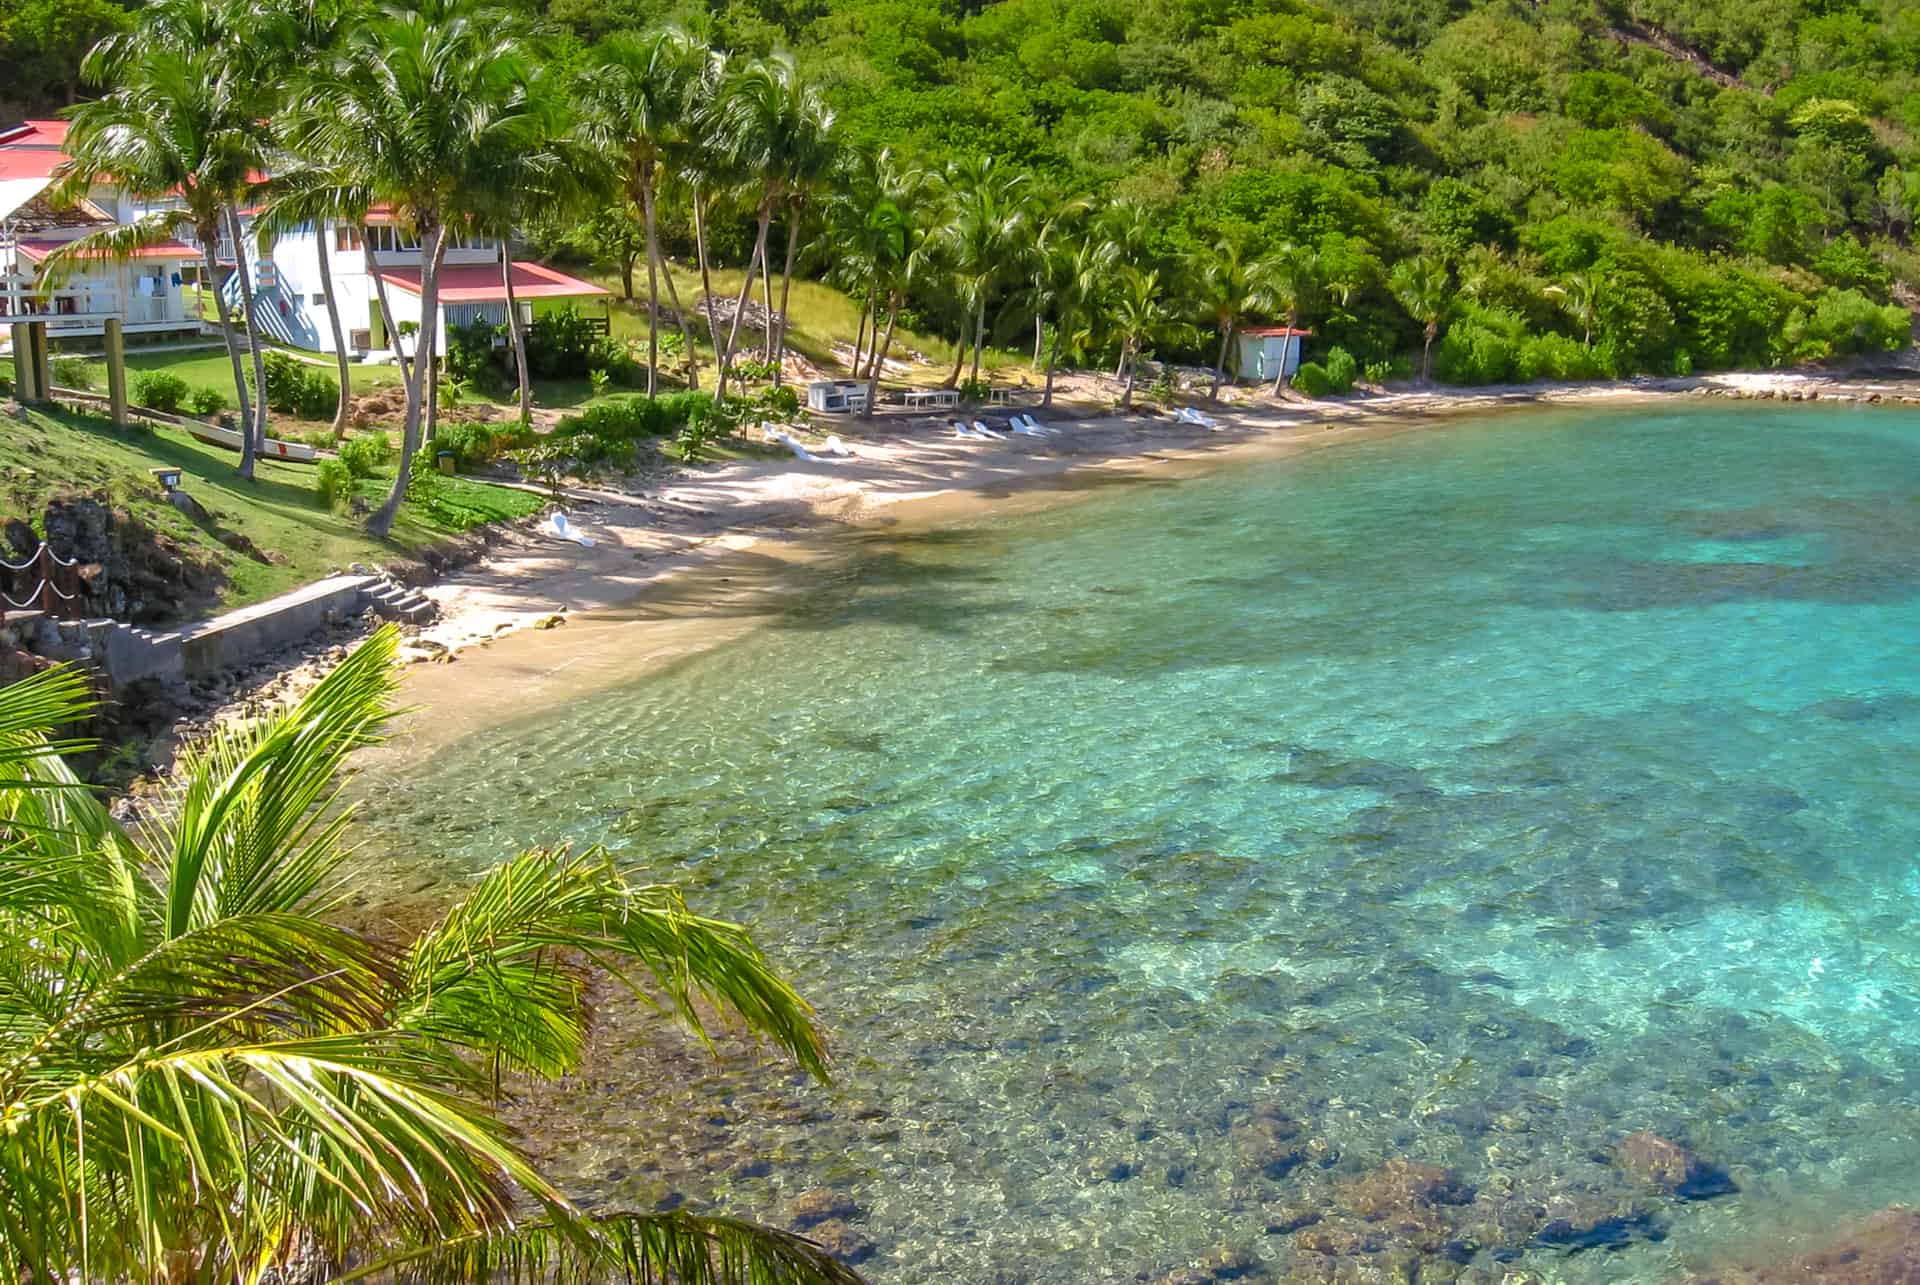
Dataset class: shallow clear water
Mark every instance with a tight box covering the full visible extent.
[352,404,1920,1282]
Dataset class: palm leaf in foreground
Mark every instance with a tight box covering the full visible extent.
[0,625,853,1283]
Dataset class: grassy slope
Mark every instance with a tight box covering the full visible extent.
[71,266,1039,422]
[0,406,542,618]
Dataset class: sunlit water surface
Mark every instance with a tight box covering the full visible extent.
[351,404,1920,1282]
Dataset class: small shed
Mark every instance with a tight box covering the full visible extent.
[1236,326,1310,384]
[806,380,869,413]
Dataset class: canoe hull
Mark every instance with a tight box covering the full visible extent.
[187,422,319,463]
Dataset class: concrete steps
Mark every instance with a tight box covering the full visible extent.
[365,582,437,625]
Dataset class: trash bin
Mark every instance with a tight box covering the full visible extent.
[435,451,455,475]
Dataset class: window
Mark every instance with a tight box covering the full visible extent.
[312,293,327,306]
[334,225,361,251]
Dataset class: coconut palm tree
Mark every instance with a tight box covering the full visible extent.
[710,52,830,400]
[850,153,933,417]
[1254,242,1322,395]
[1039,229,1116,408]
[578,29,708,399]
[1192,237,1261,401]
[1546,270,1599,347]
[0,629,864,1284]
[934,154,1029,392]
[1390,254,1451,383]
[290,0,552,536]
[765,88,836,389]
[51,37,266,476]
[1109,266,1178,410]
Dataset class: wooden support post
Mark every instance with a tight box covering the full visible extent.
[6,324,30,399]
[28,322,50,402]
[104,317,128,425]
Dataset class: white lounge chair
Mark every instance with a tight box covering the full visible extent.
[1023,413,1057,433]
[971,419,1005,440]
[1009,415,1051,437]
[1175,406,1221,429]
[768,430,823,461]
[543,511,595,548]
[953,421,980,439]
[822,435,853,456]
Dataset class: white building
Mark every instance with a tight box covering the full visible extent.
[247,215,611,359]
[1,120,206,342]
[1236,326,1310,384]
[1,117,612,358]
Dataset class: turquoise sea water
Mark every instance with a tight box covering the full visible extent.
[352,403,1920,1282]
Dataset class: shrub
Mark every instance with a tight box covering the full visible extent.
[52,357,94,391]
[445,316,503,385]
[759,385,800,417]
[1323,346,1359,394]
[726,356,778,383]
[406,448,447,510]
[525,305,601,379]
[430,420,533,472]
[262,352,338,419]
[338,430,391,479]
[314,458,354,510]
[1291,363,1335,397]
[589,369,612,400]
[188,386,229,416]
[1513,333,1601,382]
[1434,320,1518,385]
[134,372,192,413]
[674,414,722,461]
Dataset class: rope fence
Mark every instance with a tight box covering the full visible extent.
[0,543,87,621]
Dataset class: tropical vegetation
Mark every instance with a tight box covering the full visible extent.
[0,626,862,1282]
[20,0,1920,526]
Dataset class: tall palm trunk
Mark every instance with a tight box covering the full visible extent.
[638,167,661,399]
[226,206,268,478]
[693,183,717,347]
[315,220,353,443]
[1422,322,1437,383]
[758,221,776,360]
[371,222,447,538]
[364,231,412,389]
[1120,338,1139,410]
[656,249,700,391]
[715,206,771,403]
[967,298,986,391]
[500,242,530,422]
[1043,337,1059,408]
[198,219,254,441]
[944,335,967,388]
[862,298,898,421]
[851,284,872,376]
[425,321,440,442]
[1208,321,1234,402]
[1032,313,1043,369]
[1269,312,1300,396]
[770,214,801,389]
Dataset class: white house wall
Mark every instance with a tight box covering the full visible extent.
[256,220,501,356]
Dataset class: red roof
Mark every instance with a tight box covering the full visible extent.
[377,261,609,302]
[0,120,71,182]
[16,238,200,262]
[1241,326,1313,337]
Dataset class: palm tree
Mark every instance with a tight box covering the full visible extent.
[1390,255,1451,383]
[52,36,267,476]
[578,29,707,399]
[1193,237,1260,401]
[766,87,836,389]
[1109,266,1177,411]
[1039,230,1115,408]
[1546,270,1599,347]
[0,630,863,1283]
[1254,242,1321,394]
[852,153,933,417]
[935,154,1029,392]
[290,0,552,536]
[711,52,830,400]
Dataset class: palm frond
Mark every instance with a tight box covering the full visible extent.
[335,1209,868,1285]
[153,626,403,936]
[399,848,828,1081]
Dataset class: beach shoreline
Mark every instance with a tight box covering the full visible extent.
[402,365,1912,662]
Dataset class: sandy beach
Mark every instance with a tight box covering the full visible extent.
[401,366,1918,665]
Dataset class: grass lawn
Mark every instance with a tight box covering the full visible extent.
[0,405,542,620]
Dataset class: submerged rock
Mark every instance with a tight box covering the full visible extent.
[1614,1131,1737,1200]
[1230,1110,1307,1182]
[787,1186,860,1227]
[1684,1206,1920,1283]
[808,1218,877,1265]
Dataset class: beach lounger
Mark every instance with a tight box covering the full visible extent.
[1175,407,1221,429]
[543,511,596,548]
[971,420,1006,440]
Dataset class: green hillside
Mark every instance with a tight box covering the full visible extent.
[528,0,1920,381]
